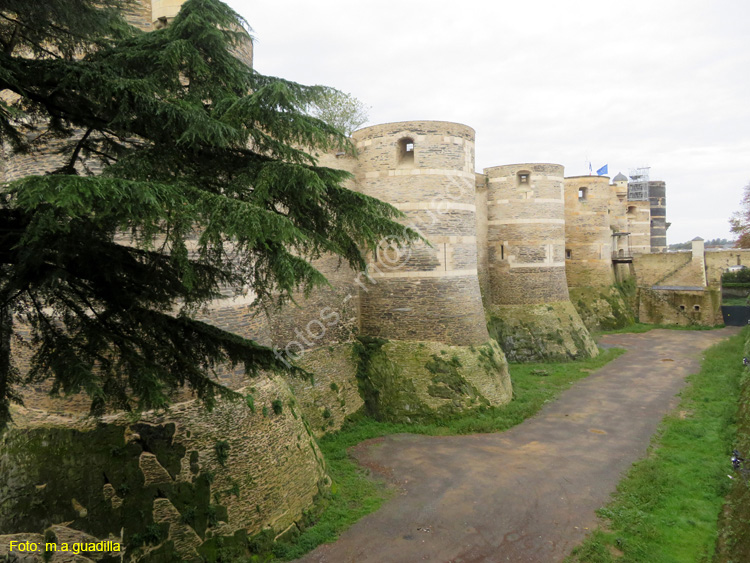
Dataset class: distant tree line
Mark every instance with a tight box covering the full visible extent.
[668,238,733,250]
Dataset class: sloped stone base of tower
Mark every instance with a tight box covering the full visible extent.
[487,302,599,362]
[0,376,328,562]
[353,338,512,423]
[569,286,636,332]
[288,343,364,437]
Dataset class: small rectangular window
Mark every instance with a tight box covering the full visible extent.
[566,249,572,259]
[501,245,504,260]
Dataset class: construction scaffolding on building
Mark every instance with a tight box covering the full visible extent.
[628,167,650,201]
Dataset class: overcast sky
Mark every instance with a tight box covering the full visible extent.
[225,0,750,245]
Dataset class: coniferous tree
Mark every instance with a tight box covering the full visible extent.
[0,0,416,430]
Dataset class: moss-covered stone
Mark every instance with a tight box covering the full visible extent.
[286,343,364,437]
[487,301,599,363]
[569,285,636,332]
[0,375,329,562]
[353,337,511,423]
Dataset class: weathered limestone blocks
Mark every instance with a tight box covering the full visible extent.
[563,175,634,331]
[638,287,721,326]
[289,343,364,436]
[0,375,328,562]
[483,163,598,360]
[563,175,615,288]
[352,121,490,347]
[649,181,668,252]
[349,121,511,416]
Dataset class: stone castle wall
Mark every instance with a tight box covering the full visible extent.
[626,200,652,254]
[638,287,721,326]
[705,250,750,287]
[632,252,692,287]
[351,121,490,346]
[127,0,153,30]
[484,163,570,305]
[564,175,615,288]
[1,376,327,562]
[474,173,490,307]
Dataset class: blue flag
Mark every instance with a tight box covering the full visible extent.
[596,164,608,176]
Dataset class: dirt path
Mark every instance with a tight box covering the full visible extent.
[295,328,739,563]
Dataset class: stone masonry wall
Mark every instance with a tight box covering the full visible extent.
[0,375,328,561]
[128,0,154,30]
[351,121,489,347]
[705,250,750,287]
[484,163,570,305]
[633,252,692,287]
[475,173,490,307]
[638,287,721,326]
[564,175,615,288]
[626,200,652,255]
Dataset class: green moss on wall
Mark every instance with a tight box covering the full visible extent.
[353,337,511,423]
[569,285,636,332]
[0,423,224,557]
[287,342,364,437]
[487,301,599,363]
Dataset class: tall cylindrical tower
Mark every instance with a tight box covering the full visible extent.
[349,121,512,420]
[485,163,569,304]
[649,181,668,252]
[482,163,598,361]
[353,121,489,346]
[564,175,615,288]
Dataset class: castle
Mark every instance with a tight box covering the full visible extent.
[1,1,747,560]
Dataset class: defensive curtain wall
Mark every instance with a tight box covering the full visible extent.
[0,0,710,560]
[633,241,750,326]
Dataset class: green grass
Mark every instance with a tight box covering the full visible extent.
[714,332,750,562]
[272,347,626,560]
[721,297,749,307]
[566,328,746,563]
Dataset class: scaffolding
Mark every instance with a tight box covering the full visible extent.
[628,167,650,201]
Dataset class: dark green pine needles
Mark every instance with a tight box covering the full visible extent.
[0,0,417,430]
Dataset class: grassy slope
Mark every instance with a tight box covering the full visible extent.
[566,328,746,563]
[714,330,750,563]
[272,348,626,560]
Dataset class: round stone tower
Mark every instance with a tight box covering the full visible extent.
[485,163,569,305]
[482,163,598,361]
[349,121,512,420]
[564,175,615,288]
[649,181,668,252]
[353,121,489,346]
